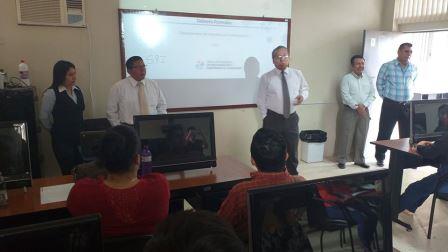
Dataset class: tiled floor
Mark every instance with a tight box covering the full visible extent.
[299,159,447,252]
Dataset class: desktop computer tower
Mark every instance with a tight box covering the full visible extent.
[0,87,40,178]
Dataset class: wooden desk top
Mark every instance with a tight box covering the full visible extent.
[371,138,418,155]
[0,156,254,219]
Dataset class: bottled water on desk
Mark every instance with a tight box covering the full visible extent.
[138,145,152,178]
[0,172,8,206]
[0,69,6,89]
[18,60,31,86]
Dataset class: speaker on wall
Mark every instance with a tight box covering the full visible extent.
[0,87,40,178]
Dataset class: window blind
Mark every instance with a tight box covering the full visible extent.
[395,0,448,24]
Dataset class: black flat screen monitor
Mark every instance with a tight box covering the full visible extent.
[248,170,391,252]
[134,112,217,172]
[0,121,32,188]
[411,99,448,143]
[0,214,102,251]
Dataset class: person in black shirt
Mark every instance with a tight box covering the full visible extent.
[434,104,448,133]
[39,61,85,175]
[399,132,448,214]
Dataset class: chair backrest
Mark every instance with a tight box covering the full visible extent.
[0,214,102,252]
[103,234,153,252]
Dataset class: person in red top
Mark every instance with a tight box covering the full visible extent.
[67,125,170,237]
[218,128,305,242]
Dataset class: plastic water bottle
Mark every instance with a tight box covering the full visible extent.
[0,172,8,207]
[18,60,31,86]
[139,145,152,177]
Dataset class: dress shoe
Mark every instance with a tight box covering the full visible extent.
[355,162,370,168]
[376,160,384,167]
[337,163,346,169]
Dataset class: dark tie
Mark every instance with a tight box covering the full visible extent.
[281,70,290,118]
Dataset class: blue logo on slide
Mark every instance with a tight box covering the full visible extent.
[196,60,205,69]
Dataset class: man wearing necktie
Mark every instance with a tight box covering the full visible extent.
[107,56,167,126]
[257,46,310,175]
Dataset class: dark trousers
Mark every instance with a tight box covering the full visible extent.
[326,202,378,250]
[375,98,410,162]
[263,110,299,175]
[51,137,83,175]
[400,163,448,213]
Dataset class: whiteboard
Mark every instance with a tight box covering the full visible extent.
[119,10,290,110]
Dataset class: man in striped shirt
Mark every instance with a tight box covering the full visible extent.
[375,43,418,167]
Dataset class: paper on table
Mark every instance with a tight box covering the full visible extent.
[40,183,74,205]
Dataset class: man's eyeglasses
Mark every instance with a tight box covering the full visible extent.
[274,55,289,61]
[132,64,146,69]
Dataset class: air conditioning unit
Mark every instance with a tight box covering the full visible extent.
[16,0,86,27]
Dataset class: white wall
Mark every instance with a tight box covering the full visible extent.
[0,0,387,177]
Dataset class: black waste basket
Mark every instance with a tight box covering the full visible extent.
[299,130,327,143]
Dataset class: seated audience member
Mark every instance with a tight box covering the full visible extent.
[317,181,379,251]
[144,210,245,252]
[67,125,170,237]
[400,131,448,214]
[218,128,305,242]
[434,104,448,132]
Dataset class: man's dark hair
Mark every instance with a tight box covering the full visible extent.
[50,60,75,89]
[126,56,143,70]
[398,43,413,51]
[99,125,140,173]
[250,128,287,172]
[350,55,364,66]
[145,210,245,252]
[272,45,288,60]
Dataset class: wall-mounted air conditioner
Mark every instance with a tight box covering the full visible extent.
[16,0,86,27]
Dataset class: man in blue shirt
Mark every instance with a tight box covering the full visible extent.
[375,43,418,167]
[337,55,375,169]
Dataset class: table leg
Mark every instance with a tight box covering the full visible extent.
[388,150,412,231]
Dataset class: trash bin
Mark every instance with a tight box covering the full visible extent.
[299,130,327,163]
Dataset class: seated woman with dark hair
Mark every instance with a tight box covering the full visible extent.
[67,125,170,237]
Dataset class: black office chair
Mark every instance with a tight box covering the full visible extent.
[103,234,153,252]
[309,195,356,252]
[310,192,380,252]
[427,170,448,239]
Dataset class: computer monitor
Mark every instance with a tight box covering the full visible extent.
[0,214,102,251]
[80,130,106,162]
[411,99,448,143]
[134,112,217,173]
[248,170,391,252]
[0,121,32,188]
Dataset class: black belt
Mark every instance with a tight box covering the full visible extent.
[267,109,297,118]
[384,97,409,106]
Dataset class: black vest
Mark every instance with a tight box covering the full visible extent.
[51,86,85,144]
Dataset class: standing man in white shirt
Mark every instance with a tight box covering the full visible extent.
[337,55,375,169]
[257,46,309,175]
[107,56,167,126]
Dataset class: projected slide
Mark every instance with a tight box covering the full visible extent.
[120,11,289,108]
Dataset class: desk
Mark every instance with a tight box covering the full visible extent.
[0,156,253,226]
[371,138,435,230]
